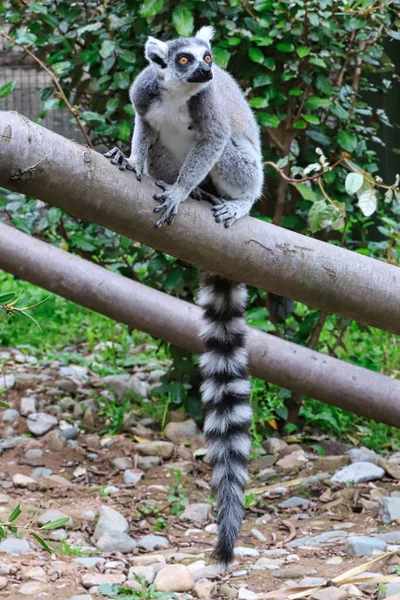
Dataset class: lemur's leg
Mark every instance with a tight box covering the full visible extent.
[209,134,263,227]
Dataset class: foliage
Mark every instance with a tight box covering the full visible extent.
[167,470,189,515]
[0,0,400,425]
[98,580,177,599]
[0,505,70,552]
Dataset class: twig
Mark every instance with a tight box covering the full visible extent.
[0,31,93,149]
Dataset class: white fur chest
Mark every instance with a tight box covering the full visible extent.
[146,92,196,165]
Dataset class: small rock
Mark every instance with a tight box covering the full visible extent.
[0,537,31,555]
[131,554,166,566]
[112,457,133,471]
[74,557,104,569]
[234,546,259,557]
[38,509,73,528]
[220,583,238,598]
[238,589,260,600]
[123,469,144,486]
[251,455,277,471]
[0,375,15,389]
[253,557,283,570]
[331,462,385,484]
[311,589,349,600]
[166,460,193,475]
[348,447,377,464]
[137,456,161,470]
[0,494,10,505]
[0,577,7,590]
[60,427,80,441]
[379,583,400,598]
[344,535,387,557]
[2,409,19,423]
[377,457,400,480]
[193,579,215,599]
[300,577,328,587]
[128,565,155,584]
[205,523,218,534]
[316,456,350,472]
[262,438,288,454]
[93,506,128,541]
[102,374,131,399]
[274,566,317,578]
[379,497,400,523]
[96,531,137,553]
[138,534,170,552]
[289,531,348,549]
[279,496,312,509]
[58,378,78,394]
[24,448,43,461]
[377,531,400,543]
[130,375,150,398]
[27,412,58,436]
[19,396,37,417]
[45,429,67,452]
[12,474,36,488]
[257,468,276,482]
[22,565,47,581]
[70,596,93,600]
[135,441,174,459]
[43,474,72,488]
[19,581,46,595]
[154,564,195,592]
[164,419,199,443]
[251,529,267,543]
[148,369,167,384]
[81,573,126,588]
[276,450,308,471]
[180,503,211,523]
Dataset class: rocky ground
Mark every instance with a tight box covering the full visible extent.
[1,348,400,600]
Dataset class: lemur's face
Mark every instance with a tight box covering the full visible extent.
[145,26,215,88]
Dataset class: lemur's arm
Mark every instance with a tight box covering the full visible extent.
[154,92,229,228]
[125,114,155,181]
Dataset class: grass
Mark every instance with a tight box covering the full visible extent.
[1,269,400,452]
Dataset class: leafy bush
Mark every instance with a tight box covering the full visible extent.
[1,0,399,423]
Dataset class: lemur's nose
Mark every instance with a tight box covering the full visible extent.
[199,63,211,74]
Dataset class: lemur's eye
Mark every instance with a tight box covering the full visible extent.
[204,55,212,63]
[179,56,188,65]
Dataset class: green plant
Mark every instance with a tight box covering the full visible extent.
[56,540,95,557]
[99,579,177,599]
[167,470,189,516]
[97,397,132,435]
[0,505,70,553]
[153,517,169,533]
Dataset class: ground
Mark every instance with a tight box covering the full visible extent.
[1,345,400,600]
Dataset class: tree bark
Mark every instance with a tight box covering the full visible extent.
[0,112,400,334]
[1,222,400,427]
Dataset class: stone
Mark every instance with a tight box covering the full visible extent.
[154,564,195,592]
[0,537,31,555]
[238,589,260,600]
[166,461,193,475]
[135,441,174,459]
[19,396,37,416]
[19,582,46,595]
[251,455,277,471]
[128,565,156,584]
[70,596,93,600]
[96,531,137,553]
[138,535,170,552]
[191,564,225,581]
[377,531,400,543]
[131,554,166,566]
[274,566,317,578]
[377,457,400,480]
[311,590,349,600]
[22,565,47,581]
[38,509,73,528]
[45,429,67,452]
[344,535,387,557]
[0,375,15,389]
[262,438,288,454]
[81,573,126,588]
[93,506,128,541]
[112,457,133,471]
[2,409,19,423]
[220,583,238,598]
[234,547,259,557]
[180,503,211,523]
[102,374,131,399]
[27,412,58,436]
[300,577,328,587]
[348,447,377,464]
[279,496,312,509]
[379,497,400,523]
[74,557,104,569]
[253,557,283,570]
[57,378,78,394]
[276,450,308,471]
[123,469,144,486]
[25,448,43,461]
[82,406,98,429]
[0,577,7,590]
[148,369,167,384]
[331,462,385,484]
[251,529,267,543]
[193,579,215,599]
[379,584,400,598]
[59,365,88,378]
[0,494,10,505]
[129,375,150,398]
[137,456,161,470]
[60,427,80,441]
[12,473,36,488]
[257,468,277,482]
[289,531,348,549]
[164,419,199,443]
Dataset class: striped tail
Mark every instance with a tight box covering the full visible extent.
[198,273,252,566]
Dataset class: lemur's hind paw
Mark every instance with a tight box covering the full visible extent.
[190,188,203,201]
[104,147,142,180]
[212,199,253,228]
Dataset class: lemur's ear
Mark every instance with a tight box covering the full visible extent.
[195,26,215,44]
[145,36,168,68]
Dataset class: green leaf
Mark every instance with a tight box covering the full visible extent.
[140,0,165,18]
[118,122,131,142]
[296,183,317,202]
[356,181,377,217]
[258,113,280,128]
[0,80,16,98]
[0,401,11,409]
[118,49,137,64]
[212,47,230,68]
[7,504,22,523]
[388,30,400,41]
[294,120,307,129]
[249,97,269,108]
[15,28,37,45]
[40,517,70,530]
[303,114,320,125]
[309,56,326,68]
[337,130,357,153]
[106,98,119,113]
[289,88,302,96]
[304,97,332,110]
[308,200,344,233]
[0,293,16,304]
[100,40,116,59]
[296,46,310,58]
[30,532,52,553]
[277,43,294,53]
[345,172,364,195]
[172,5,194,37]
[384,189,393,203]
[77,22,102,35]
[81,111,105,126]
[253,74,272,87]
[248,47,264,64]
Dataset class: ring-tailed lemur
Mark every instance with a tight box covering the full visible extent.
[105,26,263,566]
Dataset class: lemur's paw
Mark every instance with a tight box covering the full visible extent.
[104,147,142,180]
[212,202,239,228]
[190,188,203,201]
[153,180,184,228]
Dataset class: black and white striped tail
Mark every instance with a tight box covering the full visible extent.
[198,273,252,566]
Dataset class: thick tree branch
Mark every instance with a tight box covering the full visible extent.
[0,111,400,334]
[1,222,400,427]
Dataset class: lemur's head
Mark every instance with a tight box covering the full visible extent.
[145,26,215,87]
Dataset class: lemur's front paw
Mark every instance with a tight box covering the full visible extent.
[212,202,239,228]
[103,147,142,181]
[153,180,185,228]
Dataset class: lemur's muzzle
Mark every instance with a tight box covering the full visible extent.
[188,64,213,83]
